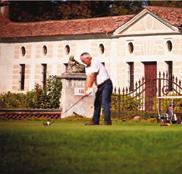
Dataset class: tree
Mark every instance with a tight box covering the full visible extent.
[9,1,143,22]
[108,1,143,16]
[149,0,182,8]
[9,1,182,22]
[9,1,57,22]
[56,1,92,19]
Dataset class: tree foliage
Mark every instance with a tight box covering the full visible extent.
[8,1,182,22]
[149,0,182,8]
[9,1,144,22]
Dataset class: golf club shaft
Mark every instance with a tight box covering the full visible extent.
[43,95,85,126]
[62,96,85,114]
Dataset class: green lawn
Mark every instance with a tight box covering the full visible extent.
[0,120,182,174]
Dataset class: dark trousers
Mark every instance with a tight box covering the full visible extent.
[92,79,113,124]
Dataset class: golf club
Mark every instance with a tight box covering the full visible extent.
[43,95,86,126]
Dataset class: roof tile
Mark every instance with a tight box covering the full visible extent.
[0,6,181,39]
[146,6,182,27]
[0,15,133,38]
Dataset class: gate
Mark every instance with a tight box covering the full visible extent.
[111,72,182,118]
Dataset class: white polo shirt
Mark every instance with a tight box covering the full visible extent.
[85,58,110,86]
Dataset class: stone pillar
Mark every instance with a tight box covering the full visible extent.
[60,73,95,118]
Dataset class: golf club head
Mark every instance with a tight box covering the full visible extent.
[43,120,53,126]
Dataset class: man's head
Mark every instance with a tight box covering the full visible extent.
[80,52,92,66]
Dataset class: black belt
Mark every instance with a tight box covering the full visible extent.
[97,79,111,88]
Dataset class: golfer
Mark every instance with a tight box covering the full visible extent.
[80,52,113,125]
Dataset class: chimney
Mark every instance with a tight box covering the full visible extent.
[0,0,9,18]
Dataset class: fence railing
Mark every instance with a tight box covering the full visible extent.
[158,72,182,96]
[111,72,182,118]
[112,77,146,118]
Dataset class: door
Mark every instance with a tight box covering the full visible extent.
[144,62,157,111]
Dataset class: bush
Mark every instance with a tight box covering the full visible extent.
[111,94,142,112]
[0,92,27,108]
[47,75,62,108]
[0,76,62,109]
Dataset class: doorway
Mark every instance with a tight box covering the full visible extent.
[143,62,157,111]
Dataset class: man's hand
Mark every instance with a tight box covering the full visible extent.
[82,88,92,98]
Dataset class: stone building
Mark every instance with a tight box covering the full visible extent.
[0,4,182,94]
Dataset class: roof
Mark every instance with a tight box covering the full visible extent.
[0,14,134,38]
[0,13,9,25]
[0,6,181,39]
[146,6,182,28]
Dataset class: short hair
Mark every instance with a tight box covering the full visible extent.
[80,52,91,58]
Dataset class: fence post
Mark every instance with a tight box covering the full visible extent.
[158,72,161,113]
[118,88,121,118]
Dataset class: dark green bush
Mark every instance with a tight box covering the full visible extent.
[0,76,62,109]
[47,75,62,108]
[111,94,142,112]
[0,92,27,108]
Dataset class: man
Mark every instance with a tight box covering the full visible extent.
[166,104,177,124]
[80,52,113,125]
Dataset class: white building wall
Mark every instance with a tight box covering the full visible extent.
[0,43,14,92]
[0,32,181,93]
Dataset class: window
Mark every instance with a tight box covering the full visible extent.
[128,42,134,54]
[64,63,68,72]
[128,62,134,91]
[166,61,173,91]
[166,40,172,52]
[21,46,26,56]
[101,62,105,66]
[42,64,47,89]
[99,44,105,54]
[20,64,25,90]
[43,45,47,56]
[65,45,70,55]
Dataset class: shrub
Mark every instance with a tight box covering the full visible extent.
[0,76,62,109]
[47,75,62,108]
[0,92,27,108]
[111,94,142,112]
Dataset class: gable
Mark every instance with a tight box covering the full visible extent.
[114,12,179,36]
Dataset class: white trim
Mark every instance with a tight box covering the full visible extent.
[113,9,179,36]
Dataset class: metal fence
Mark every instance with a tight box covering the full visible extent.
[111,72,182,118]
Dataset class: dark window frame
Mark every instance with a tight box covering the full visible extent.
[20,64,25,90]
[166,61,173,91]
[166,40,172,52]
[42,64,47,90]
[65,45,70,55]
[43,45,47,56]
[128,62,134,91]
[99,43,105,54]
[21,46,26,56]
[128,42,134,54]
[64,63,68,72]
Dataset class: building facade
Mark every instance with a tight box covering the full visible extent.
[0,5,182,95]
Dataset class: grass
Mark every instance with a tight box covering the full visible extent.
[0,119,182,174]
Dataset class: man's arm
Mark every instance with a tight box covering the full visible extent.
[86,73,96,88]
[84,73,97,96]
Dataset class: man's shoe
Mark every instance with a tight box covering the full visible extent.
[85,121,99,126]
[104,122,112,125]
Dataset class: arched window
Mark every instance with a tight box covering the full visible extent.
[128,42,134,54]
[99,43,105,54]
[21,46,26,56]
[43,45,47,56]
[65,45,70,55]
[166,40,172,52]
